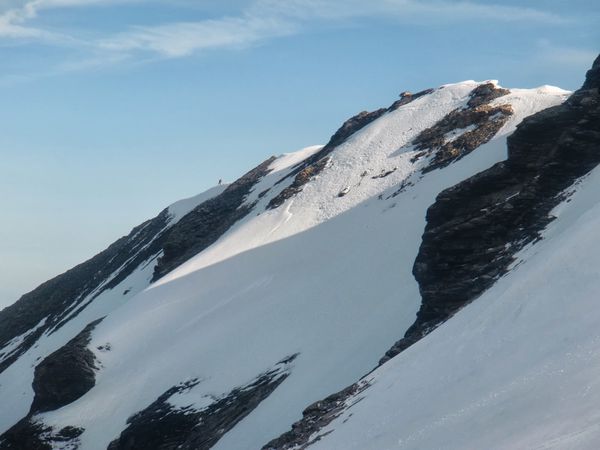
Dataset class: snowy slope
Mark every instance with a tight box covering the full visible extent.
[303,164,600,450]
[0,185,226,435]
[0,81,570,449]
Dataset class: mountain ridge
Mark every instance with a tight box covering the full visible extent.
[0,61,593,450]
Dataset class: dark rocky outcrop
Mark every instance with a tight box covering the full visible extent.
[108,354,298,450]
[267,157,331,209]
[412,83,513,172]
[152,156,276,279]
[466,82,510,108]
[267,88,435,210]
[387,88,435,112]
[30,319,102,414]
[262,382,368,450]
[0,421,83,450]
[381,54,600,364]
[0,319,101,449]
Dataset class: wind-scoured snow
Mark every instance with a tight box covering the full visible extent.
[305,165,600,450]
[7,81,569,450]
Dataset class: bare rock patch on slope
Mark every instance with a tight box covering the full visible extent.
[412,82,513,172]
[108,354,298,450]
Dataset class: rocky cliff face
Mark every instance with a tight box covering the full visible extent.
[382,53,600,364]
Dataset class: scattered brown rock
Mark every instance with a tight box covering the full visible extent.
[412,83,513,172]
[267,157,330,209]
[467,82,510,108]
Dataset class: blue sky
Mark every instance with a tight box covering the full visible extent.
[0,0,598,307]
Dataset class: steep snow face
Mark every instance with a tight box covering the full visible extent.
[13,81,569,450]
[304,165,600,450]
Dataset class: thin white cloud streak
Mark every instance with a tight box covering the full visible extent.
[0,0,139,38]
[254,0,569,24]
[385,0,569,24]
[535,41,597,67]
[0,0,577,71]
[92,0,571,59]
[99,15,297,57]
[0,0,115,40]
[0,2,45,37]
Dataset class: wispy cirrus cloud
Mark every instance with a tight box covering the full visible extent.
[0,0,579,73]
[95,0,571,59]
[98,15,297,58]
[0,0,48,38]
[536,40,598,67]
[0,0,130,41]
[254,0,570,24]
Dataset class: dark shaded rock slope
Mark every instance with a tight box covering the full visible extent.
[0,421,83,450]
[382,53,600,363]
[0,319,102,449]
[265,55,600,448]
[263,382,369,450]
[108,355,298,450]
[30,319,103,414]
[153,156,276,279]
